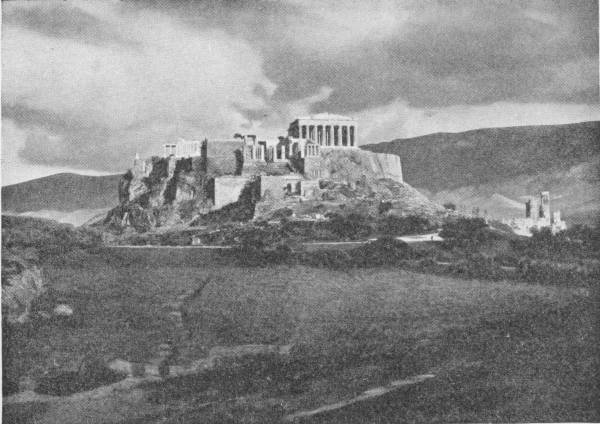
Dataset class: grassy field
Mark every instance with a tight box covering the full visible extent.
[4,247,598,423]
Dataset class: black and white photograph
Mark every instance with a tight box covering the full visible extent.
[1,1,599,422]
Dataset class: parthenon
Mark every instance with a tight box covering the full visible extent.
[287,113,357,147]
[162,114,358,159]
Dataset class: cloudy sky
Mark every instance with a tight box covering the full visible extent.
[2,0,599,185]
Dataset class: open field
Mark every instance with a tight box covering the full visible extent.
[4,247,599,423]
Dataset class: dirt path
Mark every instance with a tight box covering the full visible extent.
[283,373,435,421]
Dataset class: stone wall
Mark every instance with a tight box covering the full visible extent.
[370,152,403,182]
[304,156,327,180]
[260,175,302,200]
[203,140,244,176]
[214,176,250,209]
[320,149,403,184]
[300,179,321,199]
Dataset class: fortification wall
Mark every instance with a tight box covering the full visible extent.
[242,161,291,176]
[370,152,403,182]
[204,140,244,176]
[205,140,244,157]
[320,149,403,184]
[214,176,250,209]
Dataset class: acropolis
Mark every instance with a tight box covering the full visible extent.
[130,114,401,211]
[162,113,358,160]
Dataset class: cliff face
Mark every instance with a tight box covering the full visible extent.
[105,148,443,232]
[105,156,217,231]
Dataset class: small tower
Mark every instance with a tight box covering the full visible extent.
[539,191,550,224]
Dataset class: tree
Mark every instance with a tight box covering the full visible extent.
[443,202,457,211]
[440,217,490,248]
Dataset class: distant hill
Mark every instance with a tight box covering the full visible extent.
[2,173,121,218]
[362,121,600,225]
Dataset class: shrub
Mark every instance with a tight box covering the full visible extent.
[323,213,373,240]
[377,215,435,236]
[511,225,600,261]
[378,201,393,214]
[351,237,417,267]
[300,249,353,269]
[440,217,492,249]
[2,215,102,261]
[443,202,457,211]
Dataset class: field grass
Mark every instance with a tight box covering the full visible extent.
[4,247,598,423]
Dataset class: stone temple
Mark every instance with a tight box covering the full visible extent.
[131,114,403,212]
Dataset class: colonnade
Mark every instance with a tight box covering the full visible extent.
[163,140,202,157]
[300,124,356,147]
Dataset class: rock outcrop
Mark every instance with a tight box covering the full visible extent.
[104,156,217,231]
[2,253,44,324]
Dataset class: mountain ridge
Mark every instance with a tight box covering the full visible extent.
[362,120,599,192]
[2,173,121,213]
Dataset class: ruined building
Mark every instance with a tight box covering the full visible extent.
[505,191,567,236]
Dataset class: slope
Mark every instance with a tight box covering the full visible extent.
[2,173,121,213]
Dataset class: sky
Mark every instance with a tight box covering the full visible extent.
[2,0,599,185]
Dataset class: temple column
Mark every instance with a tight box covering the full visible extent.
[334,126,339,146]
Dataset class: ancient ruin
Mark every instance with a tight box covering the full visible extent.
[108,113,445,230]
[130,115,402,210]
[504,191,567,236]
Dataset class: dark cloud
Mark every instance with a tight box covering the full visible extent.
[3,104,137,171]
[3,4,139,47]
[256,1,598,111]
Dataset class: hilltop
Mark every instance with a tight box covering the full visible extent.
[362,121,600,224]
[103,147,444,232]
[2,173,121,212]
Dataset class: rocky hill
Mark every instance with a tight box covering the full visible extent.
[362,121,600,224]
[255,149,440,220]
[103,149,444,232]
